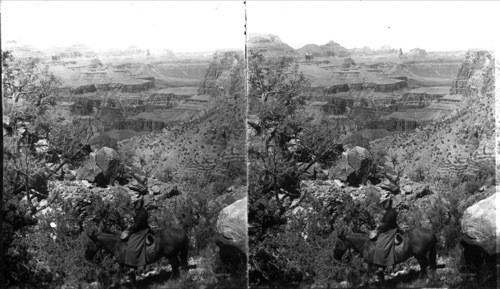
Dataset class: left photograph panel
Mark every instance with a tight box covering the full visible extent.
[2,1,247,288]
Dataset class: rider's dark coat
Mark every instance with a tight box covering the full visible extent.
[373,207,398,266]
[129,207,149,233]
[125,207,149,267]
[378,207,397,233]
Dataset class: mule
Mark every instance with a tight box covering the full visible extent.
[85,228,189,283]
[333,228,438,285]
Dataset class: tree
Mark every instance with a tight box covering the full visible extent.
[247,51,345,240]
[2,51,97,284]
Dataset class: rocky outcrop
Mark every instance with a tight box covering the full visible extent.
[460,192,499,255]
[248,33,296,55]
[71,84,97,95]
[98,107,125,129]
[324,84,350,94]
[342,58,356,68]
[316,80,407,94]
[350,45,398,56]
[398,88,448,110]
[198,51,243,96]
[113,118,168,131]
[322,97,354,115]
[369,80,408,92]
[450,50,494,96]
[297,41,349,57]
[407,48,427,58]
[366,118,419,131]
[121,80,155,93]
[70,80,154,95]
[70,98,102,115]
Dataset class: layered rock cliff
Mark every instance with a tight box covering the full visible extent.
[450,50,494,95]
[297,40,349,57]
[374,50,495,179]
[198,51,243,95]
[248,34,296,56]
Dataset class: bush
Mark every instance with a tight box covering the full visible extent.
[249,191,376,287]
[157,167,175,183]
[411,166,426,182]
[427,193,463,251]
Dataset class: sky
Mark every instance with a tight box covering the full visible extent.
[1,1,245,53]
[2,1,499,53]
[247,1,500,52]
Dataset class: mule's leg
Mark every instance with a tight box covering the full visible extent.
[168,256,181,279]
[116,264,125,283]
[376,267,385,287]
[362,264,372,286]
[427,241,437,280]
[416,255,429,279]
[180,239,189,271]
[125,266,137,284]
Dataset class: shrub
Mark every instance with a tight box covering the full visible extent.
[7,187,132,287]
[411,166,426,182]
[157,167,175,183]
[427,193,463,251]
[250,191,376,287]
[463,180,481,195]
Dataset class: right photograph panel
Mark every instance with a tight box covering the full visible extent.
[247,2,498,288]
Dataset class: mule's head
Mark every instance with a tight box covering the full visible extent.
[84,230,100,261]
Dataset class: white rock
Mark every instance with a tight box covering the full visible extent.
[461,192,499,254]
[333,179,345,188]
[81,180,92,188]
[216,197,247,252]
[39,199,48,207]
[50,222,57,228]
[403,185,413,194]
[151,185,161,194]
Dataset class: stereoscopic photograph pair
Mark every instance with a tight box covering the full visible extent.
[1,1,498,288]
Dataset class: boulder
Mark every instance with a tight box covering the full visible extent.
[76,153,102,182]
[94,147,119,173]
[347,146,371,171]
[94,147,121,186]
[347,146,376,185]
[216,197,247,254]
[76,147,121,186]
[328,152,355,181]
[216,197,247,272]
[460,192,499,255]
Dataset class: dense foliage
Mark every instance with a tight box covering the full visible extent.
[248,51,351,286]
[3,51,85,285]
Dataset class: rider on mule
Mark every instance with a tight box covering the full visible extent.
[121,195,152,271]
[370,192,398,273]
